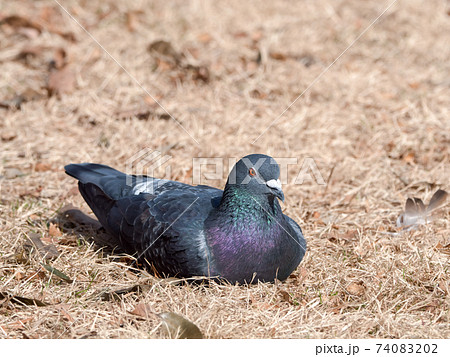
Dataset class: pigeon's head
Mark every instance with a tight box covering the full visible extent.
[227,154,284,202]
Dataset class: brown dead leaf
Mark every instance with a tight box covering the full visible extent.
[47,65,75,96]
[1,131,17,142]
[48,223,62,237]
[185,64,210,83]
[279,290,295,305]
[29,214,39,221]
[402,152,415,164]
[25,270,47,281]
[35,162,53,172]
[183,167,193,182]
[312,211,321,219]
[269,52,287,61]
[233,31,248,38]
[46,48,75,96]
[144,94,163,107]
[438,280,448,295]
[346,282,365,296]
[130,303,154,319]
[298,267,308,281]
[250,89,267,99]
[156,59,174,71]
[28,233,60,260]
[53,48,67,69]
[251,31,263,42]
[0,15,42,33]
[343,229,358,240]
[126,11,139,32]
[197,33,212,43]
[435,242,450,255]
[148,40,182,64]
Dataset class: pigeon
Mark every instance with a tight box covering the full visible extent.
[65,154,306,284]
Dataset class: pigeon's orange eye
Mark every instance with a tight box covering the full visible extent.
[249,168,256,176]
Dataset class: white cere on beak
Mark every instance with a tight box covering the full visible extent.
[266,179,282,191]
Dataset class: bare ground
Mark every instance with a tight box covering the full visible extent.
[0,0,449,338]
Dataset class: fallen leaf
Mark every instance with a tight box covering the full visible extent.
[48,223,62,237]
[438,280,448,295]
[148,40,181,64]
[41,264,73,283]
[156,59,174,71]
[0,292,48,306]
[269,51,287,61]
[126,11,142,32]
[0,15,42,33]
[279,290,295,305]
[25,270,47,281]
[233,31,248,38]
[346,282,365,296]
[47,65,76,96]
[1,131,17,142]
[28,233,60,260]
[435,242,450,255]
[185,64,210,82]
[197,33,212,43]
[144,94,163,107]
[402,151,415,164]
[251,31,263,42]
[343,229,358,240]
[130,303,154,319]
[158,312,203,339]
[52,48,67,69]
[35,162,53,172]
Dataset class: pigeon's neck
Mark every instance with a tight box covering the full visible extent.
[216,185,281,225]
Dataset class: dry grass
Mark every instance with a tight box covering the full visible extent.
[1,0,449,338]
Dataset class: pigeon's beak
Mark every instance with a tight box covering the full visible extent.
[266,179,285,202]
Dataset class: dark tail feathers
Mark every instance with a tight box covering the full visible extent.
[65,163,125,184]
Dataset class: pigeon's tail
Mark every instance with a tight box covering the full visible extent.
[65,163,129,247]
[65,163,125,185]
[65,163,132,200]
